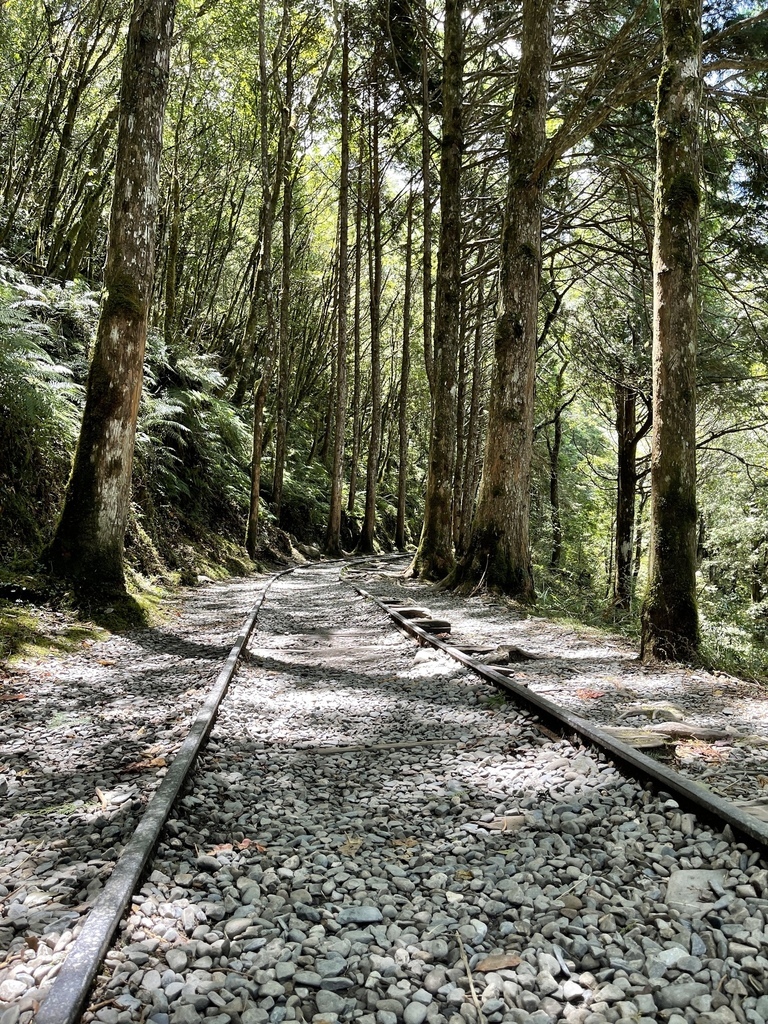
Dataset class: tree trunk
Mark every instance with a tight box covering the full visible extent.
[452,288,468,546]
[273,53,296,522]
[346,129,365,517]
[163,173,181,348]
[641,0,702,661]
[358,94,383,554]
[453,0,552,599]
[458,278,485,555]
[396,193,414,551]
[548,405,563,569]
[46,0,175,594]
[245,0,290,557]
[614,381,637,607]
[421,0,434,397]
[325,15,349,556]
[410,0,463,579]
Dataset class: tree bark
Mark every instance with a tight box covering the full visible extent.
[46,0,175,594]
[346,129,365,518]
[409,0,463,579]
[272,141,295,522]
[452,288,468,547]
[453,0,552,599]
[245,0,290,557]
[614,382,637,607]
[458,278,485,555]
[325,14,350,556]
[548,400,563,570]
[641,0,702,661]
[421,0,434,397]
[396,192,414,551]
[358,91,383,554]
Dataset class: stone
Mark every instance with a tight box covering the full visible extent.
[664,871,726,914]
[338,907,383,926]
[166,949,188,973]
[316,992,347,1015]
[404,1003,428,1024]
[295,972,323,988]
[654,983,710,1010]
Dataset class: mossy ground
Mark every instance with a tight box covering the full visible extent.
[0,601,106,662]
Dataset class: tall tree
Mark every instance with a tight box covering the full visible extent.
[325,8,350,556]
[46,0,175,595]
[409,0,464,579]
[396,191,414,551]
[245,0,290,557]
[357,88,383,554]
[641,0,703,660]
[452,0,553,599]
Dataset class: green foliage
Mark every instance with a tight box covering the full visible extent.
[0,271,86,552]
[133,334,252,551]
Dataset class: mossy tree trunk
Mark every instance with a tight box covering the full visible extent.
[46,0,175,595]
[409,0,463,580]
[641,0,703,661]
[452,0,552,600]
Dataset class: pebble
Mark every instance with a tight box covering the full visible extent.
[7,564,768,1024]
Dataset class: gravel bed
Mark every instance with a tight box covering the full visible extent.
[358,562,768,817]
[0,577,269,1024]
[65,562,768,1024]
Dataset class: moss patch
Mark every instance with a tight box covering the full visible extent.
[0,601,107,663]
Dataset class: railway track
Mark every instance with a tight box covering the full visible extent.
[6,559,768,1024]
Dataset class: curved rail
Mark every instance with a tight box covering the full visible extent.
[352,582,768,856]
[35,568,294,1024]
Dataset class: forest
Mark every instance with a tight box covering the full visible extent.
[1,0,768,672]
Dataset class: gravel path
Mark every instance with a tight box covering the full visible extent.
[0,577,268,1022]
[356,562,768,820]
[30,561,767,1024]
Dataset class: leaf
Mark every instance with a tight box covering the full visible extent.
[0,693,26,701]
[339,835,363,855]
[209,843,233,853]
[472,815,527,832]
[454,869,473,881]
[575,688,605,699]
[476,954,522,972]
[97,659,116,666]
[236,838,266,851]
[123,756,167,772]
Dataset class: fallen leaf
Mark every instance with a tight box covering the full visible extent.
[476,954,522,972]
[339,835,363,855]
[454,869,473,881]
[123,756,167,772]
[393,837,419,848]
[473,815,527,832]
[209,843,234,854]
[575,688,605,699]
[97,659,116,667]
[95,787,108,809]
[0,693,26,701]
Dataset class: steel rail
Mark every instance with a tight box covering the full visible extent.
[352,583,768,855]
[36,568,295,1024]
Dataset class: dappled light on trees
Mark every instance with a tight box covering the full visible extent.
[1,0,767,672]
